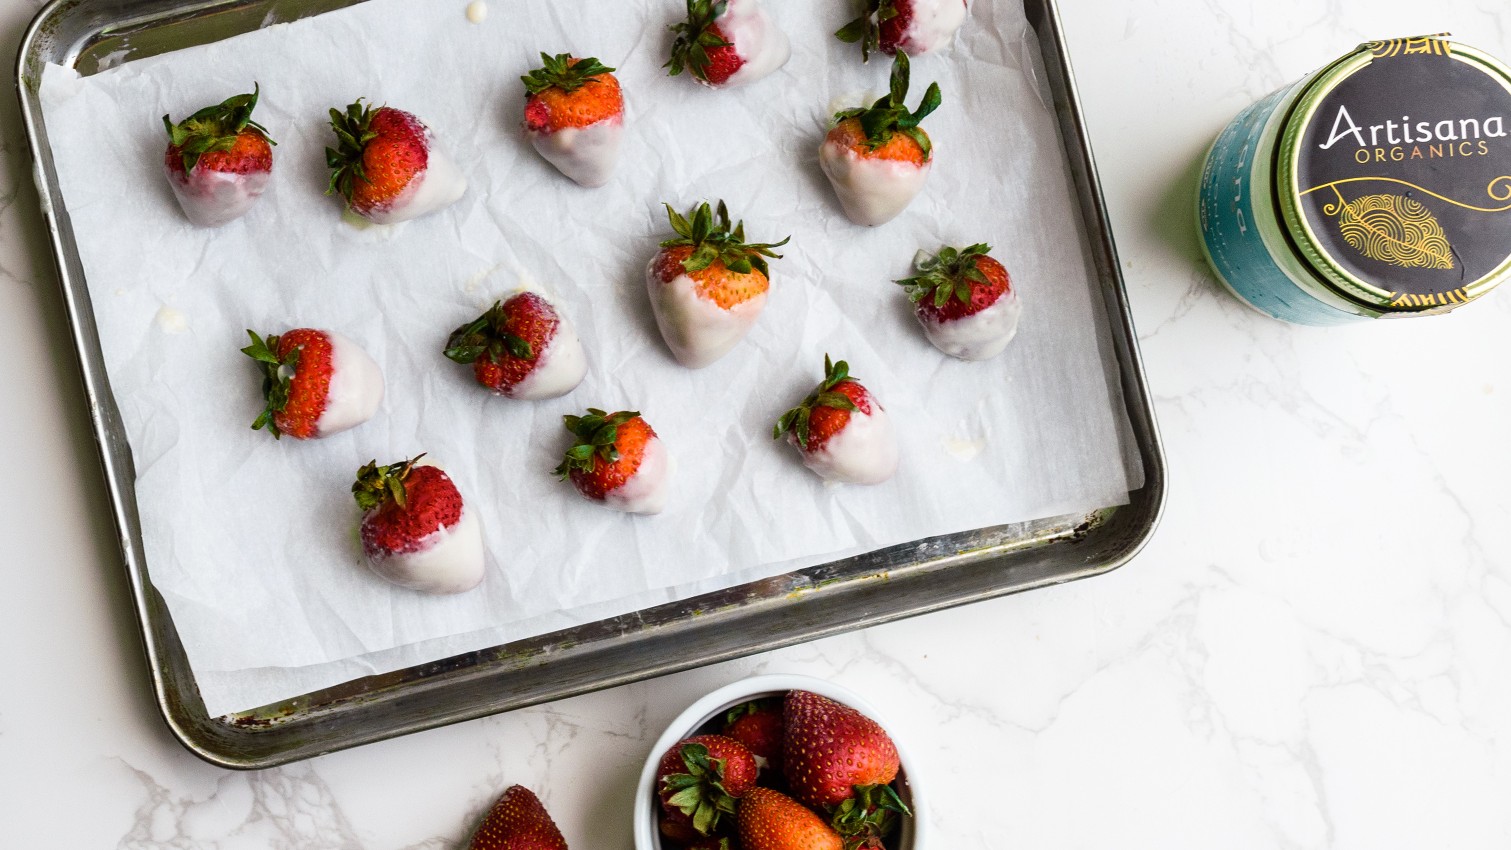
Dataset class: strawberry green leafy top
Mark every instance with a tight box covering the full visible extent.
[352,455,424,511]
[521,52,617,94]
[554,409,640,478]
[834,0,893,63]
[444,302,535,365]
[830,783,913,849]
[665,0,732,79]
[324,99,382,199]
[895,243,993,307]
[662,200,789,277]
[240,329,297,439]
[161,84,274,173]
[833,52,942,158]
[660,742,740,836]
[773,355,859,450]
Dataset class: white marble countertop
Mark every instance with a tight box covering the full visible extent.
[2,1,1508,847]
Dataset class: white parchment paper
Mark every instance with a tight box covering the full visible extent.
[41,0,1142,715]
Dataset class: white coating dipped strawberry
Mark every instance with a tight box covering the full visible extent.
[325,99,467,224]
[666,0,791,88]
[554,409,672,514]
[774,356,898,485]
[443,291,587,400]
[896,243,1021,360]
[161,86,275,227]
[819,53,942,226]
[646,200,788,369]
[522,53,624,188]
[241,328,384,440]
[354,456,485,595]
[836,0,969,61]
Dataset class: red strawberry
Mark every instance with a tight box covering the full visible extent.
[773,357,898,485]
[896,243,1021,360]
[241,328,383,440]
[444,292,587,400]
[836,0,968,61]
[353,456,485,594]
[162,85,275,226]
[781,691,900,810]
[522,53,624,187]
[829,784,912,850]
[326,99,466,223]
[647,200,788,369]
[722,699,785,773]
[656,735,759,836]
[467,785,567,850]
[554,409,672,514]
[661,809,707,844]
[666,0,791,88]
[819,53,942,226]
[737,788,842,850]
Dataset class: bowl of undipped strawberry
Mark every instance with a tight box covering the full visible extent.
[635,674,924,850]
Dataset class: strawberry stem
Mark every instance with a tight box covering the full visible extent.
[554,409,639,479]
[241,329,298,440]
[835,0,894,63]
[665,0,733,81]
[895,244,993,307]
[661,200,789,278]
[162,84,274,173]
[774,354,860,450]
[352,455,425,512]
[325,98,381,200]
[659,742,739,836]
[522,53,616,94]
[831,783,912,850]
[444,301,535,365]
[832,53,943,157]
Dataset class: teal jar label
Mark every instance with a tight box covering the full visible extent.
[1199,86,1361,325]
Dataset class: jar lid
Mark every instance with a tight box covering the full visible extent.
[1276,35,1511,314]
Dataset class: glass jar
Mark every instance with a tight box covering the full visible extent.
[1199,35,1511,325]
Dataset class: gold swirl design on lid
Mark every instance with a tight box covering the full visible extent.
[1302,175,1511,212]
[1364,33,1453,58]
[1328,192,1454,270]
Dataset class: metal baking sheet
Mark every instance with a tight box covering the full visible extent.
[16,0,1165,769]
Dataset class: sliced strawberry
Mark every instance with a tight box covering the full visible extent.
[467,785,567,850]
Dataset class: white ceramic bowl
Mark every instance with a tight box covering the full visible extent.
[633,673,925,850]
